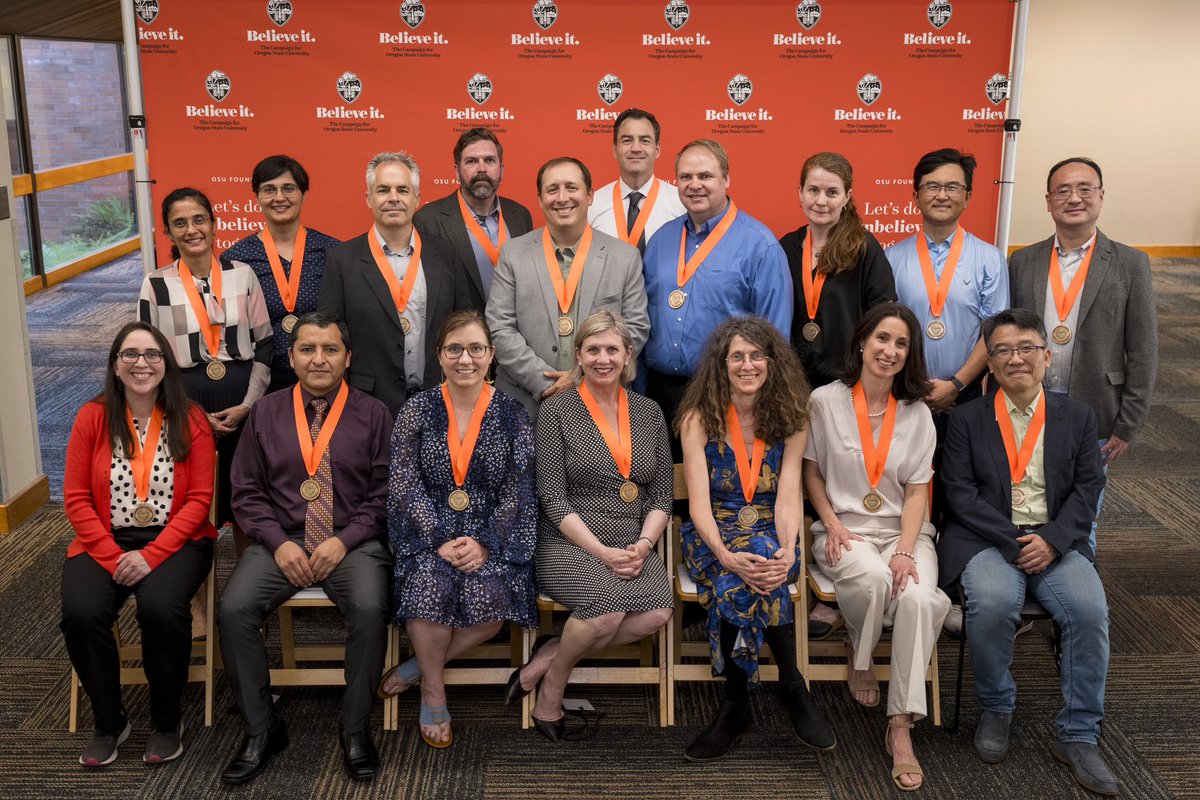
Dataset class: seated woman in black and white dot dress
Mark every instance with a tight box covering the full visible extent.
[60,321,217,768]
[505,311,674,741]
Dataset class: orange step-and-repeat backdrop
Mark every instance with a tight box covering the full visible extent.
[135,0,1015,256]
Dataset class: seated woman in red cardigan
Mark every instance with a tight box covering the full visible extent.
[61,320,216,768]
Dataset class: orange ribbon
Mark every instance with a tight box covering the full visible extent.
[677,200,739,290]
[124,405,164,503]
[177,256,225,360]
[292,381,349,479]
[368,228,423,322]
[915,226,965,319]
[726,404,765,505]
[852,382,897,492]
[261,226,307,313]
[541,226,594,315]
[611,180,660,248]
[456,192,507,267]
[1048,240,1096,325]
[443,383,493,487]
[578,382,632,479]
[801,231,826,323]
[994,389,1046,486]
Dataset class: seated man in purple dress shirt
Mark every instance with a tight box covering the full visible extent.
[219,312,393,786]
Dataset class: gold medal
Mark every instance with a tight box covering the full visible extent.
[802,322,820,342]
[281,314,299,334]
[737,505,760,527]
[132,503,156,525]
[1051,324,1072,345]
[926,319,946,340]
[401,316,413,335]
[557,315,574,337]
[1011,486,1027,508]
[299,478,321,501]
[448,488,470,511]
[206,360,227,381]
[862,491,883,513]
[667,289,686,309]
[619,481,639,503]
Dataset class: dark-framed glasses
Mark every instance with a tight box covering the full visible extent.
[118,349,165,364]
[440,343,491,358]
[989,344,1046,360]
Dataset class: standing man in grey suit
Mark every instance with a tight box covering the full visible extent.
[319,151,478,418]
[1009,157,1157,547]
[413,128,534,306]
[486,156,649,415]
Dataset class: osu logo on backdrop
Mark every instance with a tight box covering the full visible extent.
[664,0,690,30]
[136,0,159,24]
[206,70,231,102]
[468,73,493,105]
[337,72,363,103]
[857,73,881,105]
[795,0,821,30]
[985,73,1009,105]
[267,0,292,26]
[532,0,558,30]
[926,1,951,29]
[727,74,752,106]
[401,1,426,28]
[598,74,623,106]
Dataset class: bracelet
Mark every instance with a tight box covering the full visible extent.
[637,537,654,551]
[892,550,916,562]
[949,376,965,392]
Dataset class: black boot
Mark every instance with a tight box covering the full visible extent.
[780,680,836,750]
[684,700,752,762]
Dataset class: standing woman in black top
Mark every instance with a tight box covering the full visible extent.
[780,152,896,390]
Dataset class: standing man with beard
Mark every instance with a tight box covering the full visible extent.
[414,128,534,306]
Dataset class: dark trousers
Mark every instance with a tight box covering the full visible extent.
[931,375,984,532]
[60,529,213,734]
[218,535,392,736]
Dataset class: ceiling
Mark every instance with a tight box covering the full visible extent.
[0,0,123,42]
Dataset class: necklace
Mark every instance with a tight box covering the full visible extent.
[868,408,886,418]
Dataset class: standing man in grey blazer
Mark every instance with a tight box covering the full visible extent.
[413,128,534,307]
[1009,156,1157,547]
[486,156,649,415]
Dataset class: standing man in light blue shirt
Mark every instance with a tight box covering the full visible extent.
[641,138,793,439]
[887,148,1008,532]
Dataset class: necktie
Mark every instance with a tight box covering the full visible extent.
[303,397,334,553]
[626,191,646,254]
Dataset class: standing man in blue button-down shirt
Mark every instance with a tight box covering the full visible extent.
[887,148,1008,534]
[641,139,793,442]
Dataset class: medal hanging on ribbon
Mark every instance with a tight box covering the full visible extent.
[915,226,964,341]
[1048,242,1096,345]
[177,256,227,379]
[292,381,349,502]
[578,382,637,503]
[994,389,1046,509]
[443,382,493,512]
[612,180,660,249]
[457,191,507,267]
[262,226,308,334]
[851,382,897,512]
[125,405,165,525]
[801,232,826,342]
[726,404,765,527]
[368,228,423,336]
[542,226,593,339]
[674,201,739,311]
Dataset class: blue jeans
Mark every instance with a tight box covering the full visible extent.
[1091,438,1108,552]
[961,547,1109,743]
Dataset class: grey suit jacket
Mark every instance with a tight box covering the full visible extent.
[414,193,534,307]
[485,226,649,415]
[1009,230,1157,442]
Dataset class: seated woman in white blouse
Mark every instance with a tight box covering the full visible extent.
[803,302,949,792]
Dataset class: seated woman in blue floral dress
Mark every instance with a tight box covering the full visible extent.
[677,316,835,761]
[380,311,537,748]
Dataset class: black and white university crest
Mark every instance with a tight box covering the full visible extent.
[532,0,558,30]
[727,73,753,106]
[795,1,821,30]
[267,0,292,26]
[985,73,1009,105]
[598,73,623,106]
[467,73,493,105]
[135,0,159,25]
[205,70,231,102]
[926,1,952,30]
[337,72,363,103]
[664,0,690,31]
[400,1,426,29]
[857,73,882,105]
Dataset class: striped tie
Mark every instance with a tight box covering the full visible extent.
[303,398,333,553]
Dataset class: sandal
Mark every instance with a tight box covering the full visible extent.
[885,718,925,792]
[377,657,421,699]
[845,642,880,708]
[419,704,453,749]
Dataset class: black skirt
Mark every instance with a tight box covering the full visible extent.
[180,360,253,526]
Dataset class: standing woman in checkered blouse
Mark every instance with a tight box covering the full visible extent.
[137,188,273,526]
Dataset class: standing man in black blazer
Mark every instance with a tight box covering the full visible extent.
[940,308,1114,796]
[413,128,534,306]
[319,151,478,418]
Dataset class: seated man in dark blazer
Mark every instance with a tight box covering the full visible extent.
[940,308,1114,796]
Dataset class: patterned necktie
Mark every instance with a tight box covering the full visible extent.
[626,190,646,255]
[303,397,333,553]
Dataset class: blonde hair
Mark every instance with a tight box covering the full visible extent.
[568,310,637,385]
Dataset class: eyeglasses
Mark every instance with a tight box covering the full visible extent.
[440,343,491,358]
[727,352,769,366]
[118,349,165,364]
[169,214,211,231]
[258,184,301,198]
[1049,184,1101,201]
[988,344,1046,360]
[917,182,967,197]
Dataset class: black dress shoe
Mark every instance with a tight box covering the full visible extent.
[340,728,378,781]
[684,700,752,762]
[531,714,565,743]
[221,716,289,786]
[780,680,836,750]
[505,634,556,706]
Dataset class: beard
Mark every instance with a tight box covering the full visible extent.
[466,175,498,201]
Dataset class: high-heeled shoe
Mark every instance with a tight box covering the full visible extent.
[531,713,566,743]
[504,634,557,706]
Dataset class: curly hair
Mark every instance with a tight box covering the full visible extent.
[674,316,810,444]
[800,152,868,276]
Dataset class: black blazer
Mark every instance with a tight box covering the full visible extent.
[414,193,535,307]
[938,390,1106,589]
[317,230,479,418]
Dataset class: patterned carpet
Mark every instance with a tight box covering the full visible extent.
[6,256,1195,799]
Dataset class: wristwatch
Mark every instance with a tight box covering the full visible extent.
[949,376,965,392]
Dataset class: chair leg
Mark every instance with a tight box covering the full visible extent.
[279,606,296,670]
[68,670,80,733]
[947,598,967,734]
[203,566,217,727]
[929,642,942,727]
[520,626,533,730]
[383,625,399,732]
[657,628,669,727]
